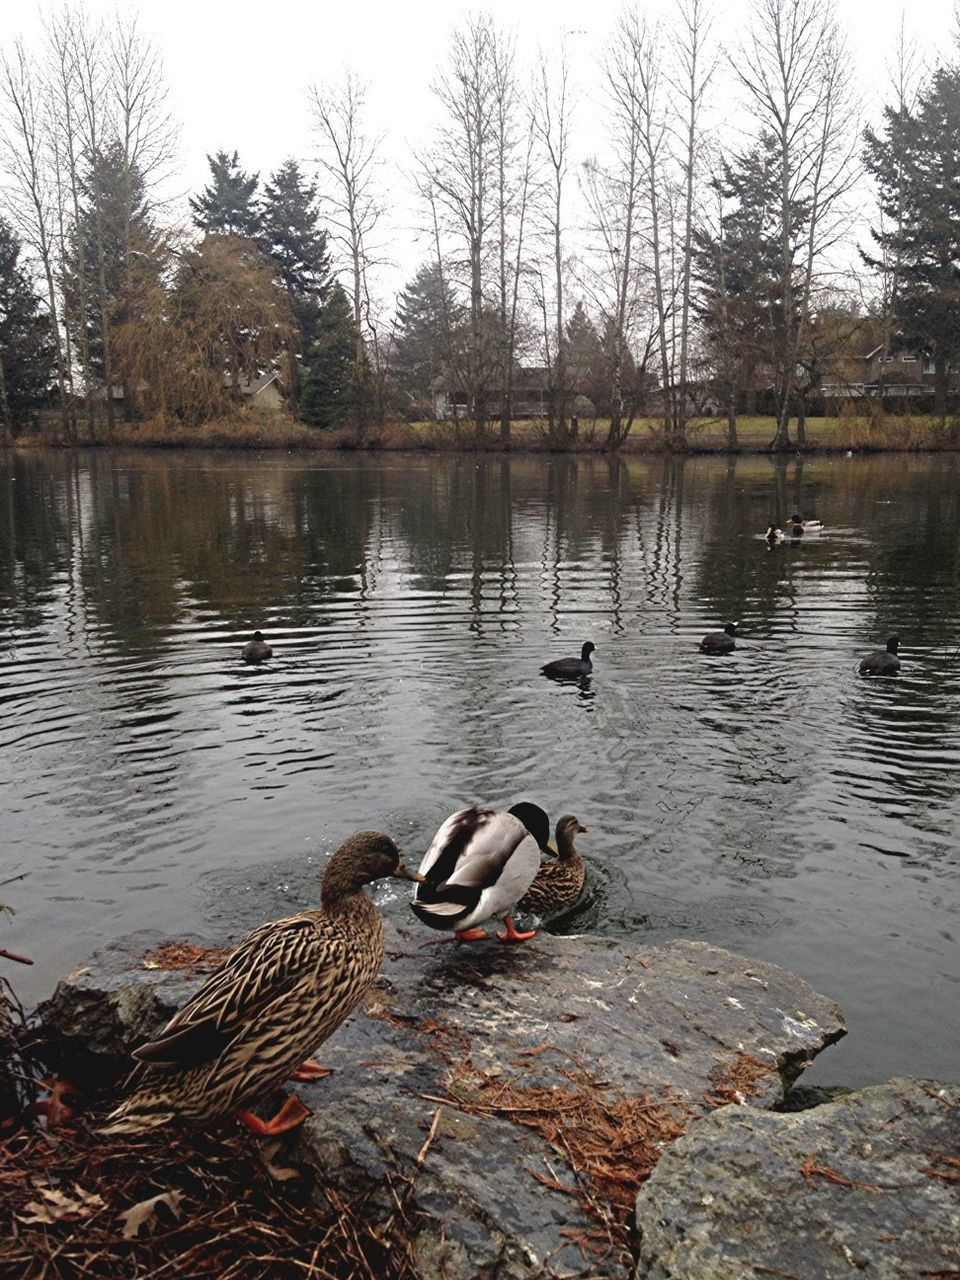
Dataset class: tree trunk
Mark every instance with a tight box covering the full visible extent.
[935,355,948,416]
[726,396,738,450]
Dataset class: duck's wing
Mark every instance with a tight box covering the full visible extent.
[132,916,332,1070]
[439,811,530,887]
[417,806,497,883]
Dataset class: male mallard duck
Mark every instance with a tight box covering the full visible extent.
[102,832,420,1136]
[517,815,587,920]
[788,513,824,536]
[411,802,550,942]
[699,622,737,654]
[541,641,595,678]
[242,631,272,663]
[858,634,901,676]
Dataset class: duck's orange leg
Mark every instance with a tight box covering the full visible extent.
[27,1078,78,1128]
[454,927,488,941]
[290,1059,331,1080]
[496,916,537,942]
[235,1093,311,1135]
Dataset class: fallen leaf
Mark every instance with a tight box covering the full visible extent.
[19,1183,105,1224]
[259,1140,301,1182]
[118,1189,184,1238]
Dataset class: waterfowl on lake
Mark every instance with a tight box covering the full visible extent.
[242,631,272,663]
[765,522,785,543]
[858,635,901,676]
[102,832,420,1136]
[410,802,550,942]
[699,623,737,654]
[788,513,824,536]
[541,641,595,678]
[517,814,588,920]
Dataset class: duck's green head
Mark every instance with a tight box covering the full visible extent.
[508,802,552,854]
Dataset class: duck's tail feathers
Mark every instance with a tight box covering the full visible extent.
[99,1094,178,1135]
[409,899,467,930]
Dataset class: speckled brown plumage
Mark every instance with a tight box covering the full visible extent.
[102,832,413,1133]
[517,815,587,918]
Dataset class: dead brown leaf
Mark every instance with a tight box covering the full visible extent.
[118,1188,184,1238]
[18,1183,105,1224]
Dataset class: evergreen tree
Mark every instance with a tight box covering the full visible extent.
[692,143,786,419]
[0,217,55,433]
[189,150,261,238]
[300,283,364,427]
[865,65,960,413]
[260,160,331,352]
[391,262,462,410]
[563,302,606,413]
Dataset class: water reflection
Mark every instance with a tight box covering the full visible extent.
[1,448,958,1086]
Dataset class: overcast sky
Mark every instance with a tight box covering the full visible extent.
[7,0,960,297]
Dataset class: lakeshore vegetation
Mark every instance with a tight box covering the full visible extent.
[2,2,960,452]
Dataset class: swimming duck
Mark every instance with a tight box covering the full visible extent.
[788,513,824,536]
[699,622,737,654]
[517,814,587,920]
[102,832,420,1136]
[242,631,272,663]
[410,802,550,942]
[541,641,595,678]
[765,522,785,544]
[858,635,901,676]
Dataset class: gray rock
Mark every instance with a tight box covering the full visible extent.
[634,1077,960,1280]
[36,922,846,1279]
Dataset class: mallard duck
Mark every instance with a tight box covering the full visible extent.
[410,802,550,942]
[788,513,824,536]
[242,631,272,663]
[102,832,420,1136]
[859,634,901,676]
[517,815,587,920]
[699,622,737,654]
[541,641,595,678]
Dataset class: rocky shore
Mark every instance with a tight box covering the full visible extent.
[26,923,959,1278]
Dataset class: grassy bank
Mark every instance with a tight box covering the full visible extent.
[11,409,960,453]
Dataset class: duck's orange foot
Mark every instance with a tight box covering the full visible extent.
[28,1078,78,1128]
[496,916,537,943]
[454,927,488,942]
[290,1059,331,1081]
[235,1094,311,1135]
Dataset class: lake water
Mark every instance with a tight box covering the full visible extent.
[1,448,958,1087]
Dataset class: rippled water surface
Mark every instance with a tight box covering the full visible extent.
[2,448,958,1085]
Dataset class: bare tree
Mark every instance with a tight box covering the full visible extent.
[581,12,651,449]
[532,42,573,443]
[46,7,97,436]
[0,40,70,436]
[669,0,714,445]
[309,71,385,430]
[421,15,501,440]
[735,0,860,449]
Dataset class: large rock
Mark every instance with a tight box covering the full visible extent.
[635,1077,960,1280]
[37,922,846,1279]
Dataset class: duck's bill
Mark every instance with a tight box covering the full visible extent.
[546,843,558,856]
[394,863,426,883]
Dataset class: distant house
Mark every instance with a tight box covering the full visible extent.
[430,367,552,420]
[821,337,950,405]
[236,372,285,409]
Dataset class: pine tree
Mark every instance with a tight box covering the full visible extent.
[0,217,55,434]
[692,143,786,421]
[63,143,160,384]
[865,65,960,414]
[391,262,463,411]
[189,150,261,238]
[260,160,331,352]
[563,302,606,414]
[300,283,365,427]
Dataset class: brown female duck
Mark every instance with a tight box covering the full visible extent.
[516,815,587,919]
[102,832,420,1136]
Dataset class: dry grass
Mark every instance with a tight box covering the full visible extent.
[0,1113,424,1280]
